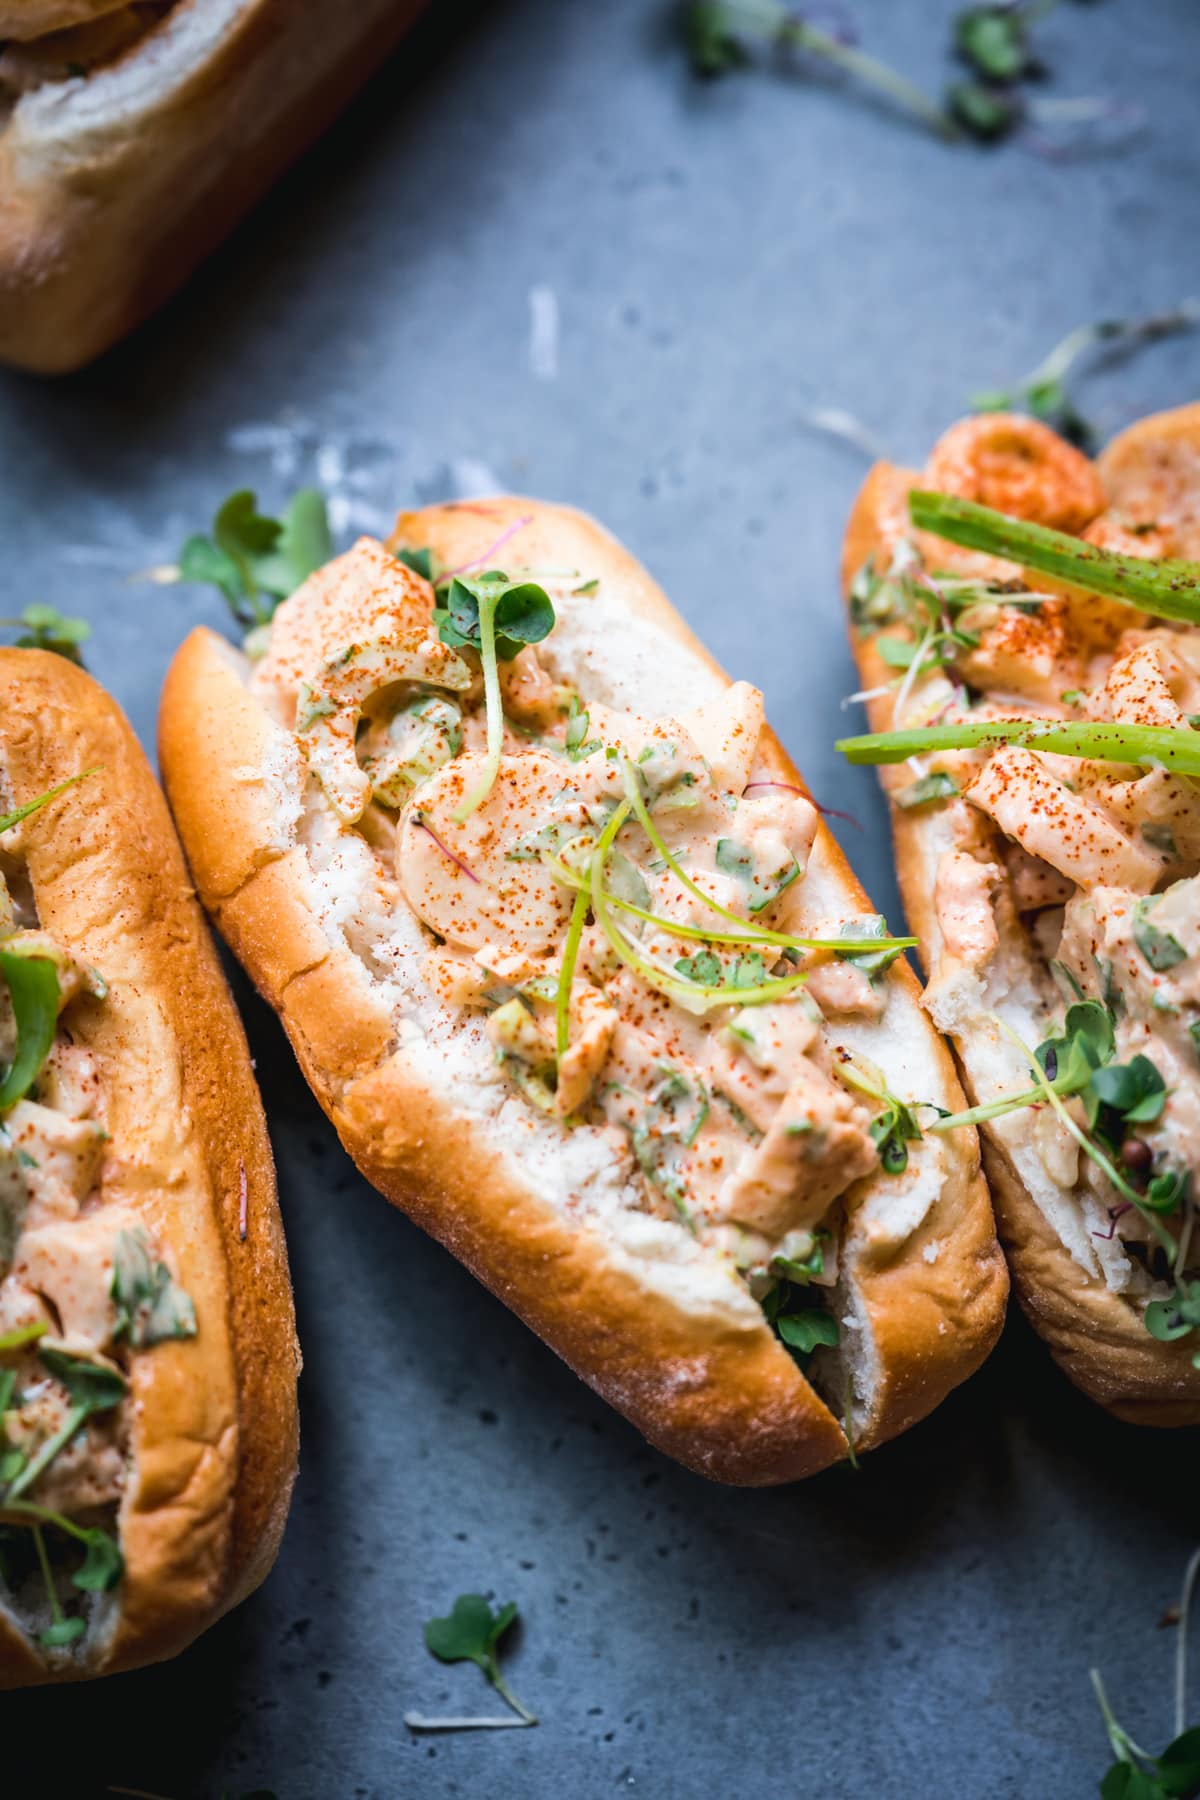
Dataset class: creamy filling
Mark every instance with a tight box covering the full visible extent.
[0,839,196,1657]
[248,534,950,1420]
[853,514,1200,1314]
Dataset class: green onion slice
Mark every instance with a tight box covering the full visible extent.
[909,489,1200,627]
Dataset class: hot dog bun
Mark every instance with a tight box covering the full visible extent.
[0,0,427,373]
[159,499,1005,1485]
[841,407,1200,1425]
[0,649,299,1684]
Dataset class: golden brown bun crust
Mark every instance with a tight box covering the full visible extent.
[0,0,129,39]
[841,418,1200,1426]
[160,500,1005,1484]
[0,0,429,374]
[0,650,299,1684]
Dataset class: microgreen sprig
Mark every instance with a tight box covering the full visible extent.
[684,0,958,140]
[835,1051,925,1175]
[405,1594,536,1732]
[909,490,1200,627]
[987,1013,1178,1254]
[544,850,913,958]
[434,572,555,821]
[0,605,91,667]
[1091,1547,1200,1799]
[178,489,332,631]
[586,803,810,1015]
[971,302,1200,449]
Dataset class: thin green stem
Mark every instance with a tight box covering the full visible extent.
[588,803,808,1014]
[782,19,958,140]
[556,884,590,1063]
[1090,1668,1152,1768]
[1176,1546,1200,1739]
[2,1498,91,1544]
[544,853,913,955]
[453,592,503,822]
[30,1522,64,1629]
[0,1321,48,1354]
[909,490,1200,626]
[6,1402,88,1502]
[491,1668,538,1726]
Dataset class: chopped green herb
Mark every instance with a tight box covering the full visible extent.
[1142,823,1179,857]
[1133,898,1187,973]
[835,914,907,980]
[564,695,601,763]
[895,770,959,810]
[572,577,599,595]
[111,1230,198,1348]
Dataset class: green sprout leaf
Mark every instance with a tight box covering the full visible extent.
[423,1594,536,1725]
[71,1526,123,1594]
[947,80,1022,142]
[760,1278,840,1365]
[434,573,555,663]
[179,488,332,630]
[0,604,91,666]
[0,950,60,1114]
[955,5,1032,82]
[395,545,438,582]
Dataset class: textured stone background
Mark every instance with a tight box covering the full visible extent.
[1,1,1198,1794]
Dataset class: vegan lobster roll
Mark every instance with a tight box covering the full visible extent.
[0,650,298,1685]
[839,404,1200,1424]
[160,498,1005,1484]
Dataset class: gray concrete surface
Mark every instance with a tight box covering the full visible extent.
[1,1,1198,1794]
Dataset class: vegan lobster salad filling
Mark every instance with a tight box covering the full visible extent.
[247,530,939,1394]
[0,780,196,1654]
[840,417,1200,1369]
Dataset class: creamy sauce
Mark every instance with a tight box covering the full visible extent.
[0,847,194,1653]
[256,537,939,1353]
[861,427,1200,1301]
